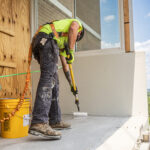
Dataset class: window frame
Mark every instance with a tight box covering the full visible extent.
[31,0,135,54]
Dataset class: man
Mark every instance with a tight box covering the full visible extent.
[29,19,84,139]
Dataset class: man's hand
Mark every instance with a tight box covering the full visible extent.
[66,49,74,64]
[71,85,78,96]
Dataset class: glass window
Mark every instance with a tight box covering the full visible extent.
[57,0,73,12]
[76,0,101,51]
[100,0,120,49]
[38,0,73,26]
[38,0,120,51]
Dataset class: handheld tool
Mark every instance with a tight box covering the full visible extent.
[65,44,80,111]
[68,64,80,111]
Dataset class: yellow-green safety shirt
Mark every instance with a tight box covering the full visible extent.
[39,19,82,57]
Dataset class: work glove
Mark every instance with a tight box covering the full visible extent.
[71,85,78,96]
[66,49,74,64]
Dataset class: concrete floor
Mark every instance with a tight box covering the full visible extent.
[0,115,147,150]
[0,115,146,150]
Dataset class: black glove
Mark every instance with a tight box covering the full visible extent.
[66,50,74,64]
[71,85,78,96]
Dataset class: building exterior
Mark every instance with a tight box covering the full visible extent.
[0,0,149,149]
[38,0,101,51]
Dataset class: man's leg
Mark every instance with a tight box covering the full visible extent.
[49,72,61,124]
[29,38,61,138]
[31,73,54,124]
[49,72,71,130]
[32,40,56,124]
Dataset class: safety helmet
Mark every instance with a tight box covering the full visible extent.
[76,25,84,42]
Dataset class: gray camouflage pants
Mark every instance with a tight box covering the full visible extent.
[31,32,61,125]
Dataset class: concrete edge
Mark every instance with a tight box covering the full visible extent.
[95,116,149,150]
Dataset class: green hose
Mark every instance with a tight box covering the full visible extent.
[0,66,62,90]
[0,70,40,78]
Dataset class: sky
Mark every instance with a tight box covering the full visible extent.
[100,0,120,48]
[133,0,150,89]
[100,0,150,89]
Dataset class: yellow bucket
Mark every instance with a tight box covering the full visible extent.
[0,98,30,138]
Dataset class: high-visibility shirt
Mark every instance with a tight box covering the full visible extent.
[39,19,83,57]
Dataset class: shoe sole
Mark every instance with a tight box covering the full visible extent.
[52,127,71,130]
[29,130,61,140]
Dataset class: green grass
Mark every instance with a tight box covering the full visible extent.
[148,92,150,124]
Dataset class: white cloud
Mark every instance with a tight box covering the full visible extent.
[145,12,150,18]
[101,41,120,49]
[135,40,150,66]
[101,0,107,3]
[135,40,150,52]
[135,40,150,88]
[104,15,115,22]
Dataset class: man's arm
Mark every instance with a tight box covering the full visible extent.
[60,55,72,86]
[65,21,80,64]
[68,21,80,50]
[60,55,78,95]
[59,21,80,89]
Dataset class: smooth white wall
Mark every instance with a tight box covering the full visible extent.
[31,51,148,117]
[59,51,148,116]
[132,52,148,116]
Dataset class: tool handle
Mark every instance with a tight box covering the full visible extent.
[64,43,77,92]
[69,64,76,91]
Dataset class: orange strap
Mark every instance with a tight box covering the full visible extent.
[60,32,68,37]
[50,24,68,38]
[0,26,42,123]
[0,24,68,123]
[50,24,59,39]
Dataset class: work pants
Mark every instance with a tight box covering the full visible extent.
[31,32,61,125]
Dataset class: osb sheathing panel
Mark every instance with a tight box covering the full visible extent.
[0,0,31,98]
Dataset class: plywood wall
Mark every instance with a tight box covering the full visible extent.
[0,0,31,98]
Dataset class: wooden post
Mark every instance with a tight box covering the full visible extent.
[123,0,130,52]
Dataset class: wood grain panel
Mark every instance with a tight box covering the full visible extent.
[0,0,31,98]
[0,0,14,35]
[0,0,15,98]
[0,26,15,36]
[0,61,16,68]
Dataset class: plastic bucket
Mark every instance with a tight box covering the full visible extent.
[0,98,30,138]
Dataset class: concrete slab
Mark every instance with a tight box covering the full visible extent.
[139,143,150,150]
[0,115,148,150]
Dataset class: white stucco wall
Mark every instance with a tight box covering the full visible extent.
[132,52,148,116]
[59,51,148,117]
[31,51,148,117]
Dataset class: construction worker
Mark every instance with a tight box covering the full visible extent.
[29,19,84,139]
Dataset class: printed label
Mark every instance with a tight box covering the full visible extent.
[4,113,10,131]
[23,114,30,126]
